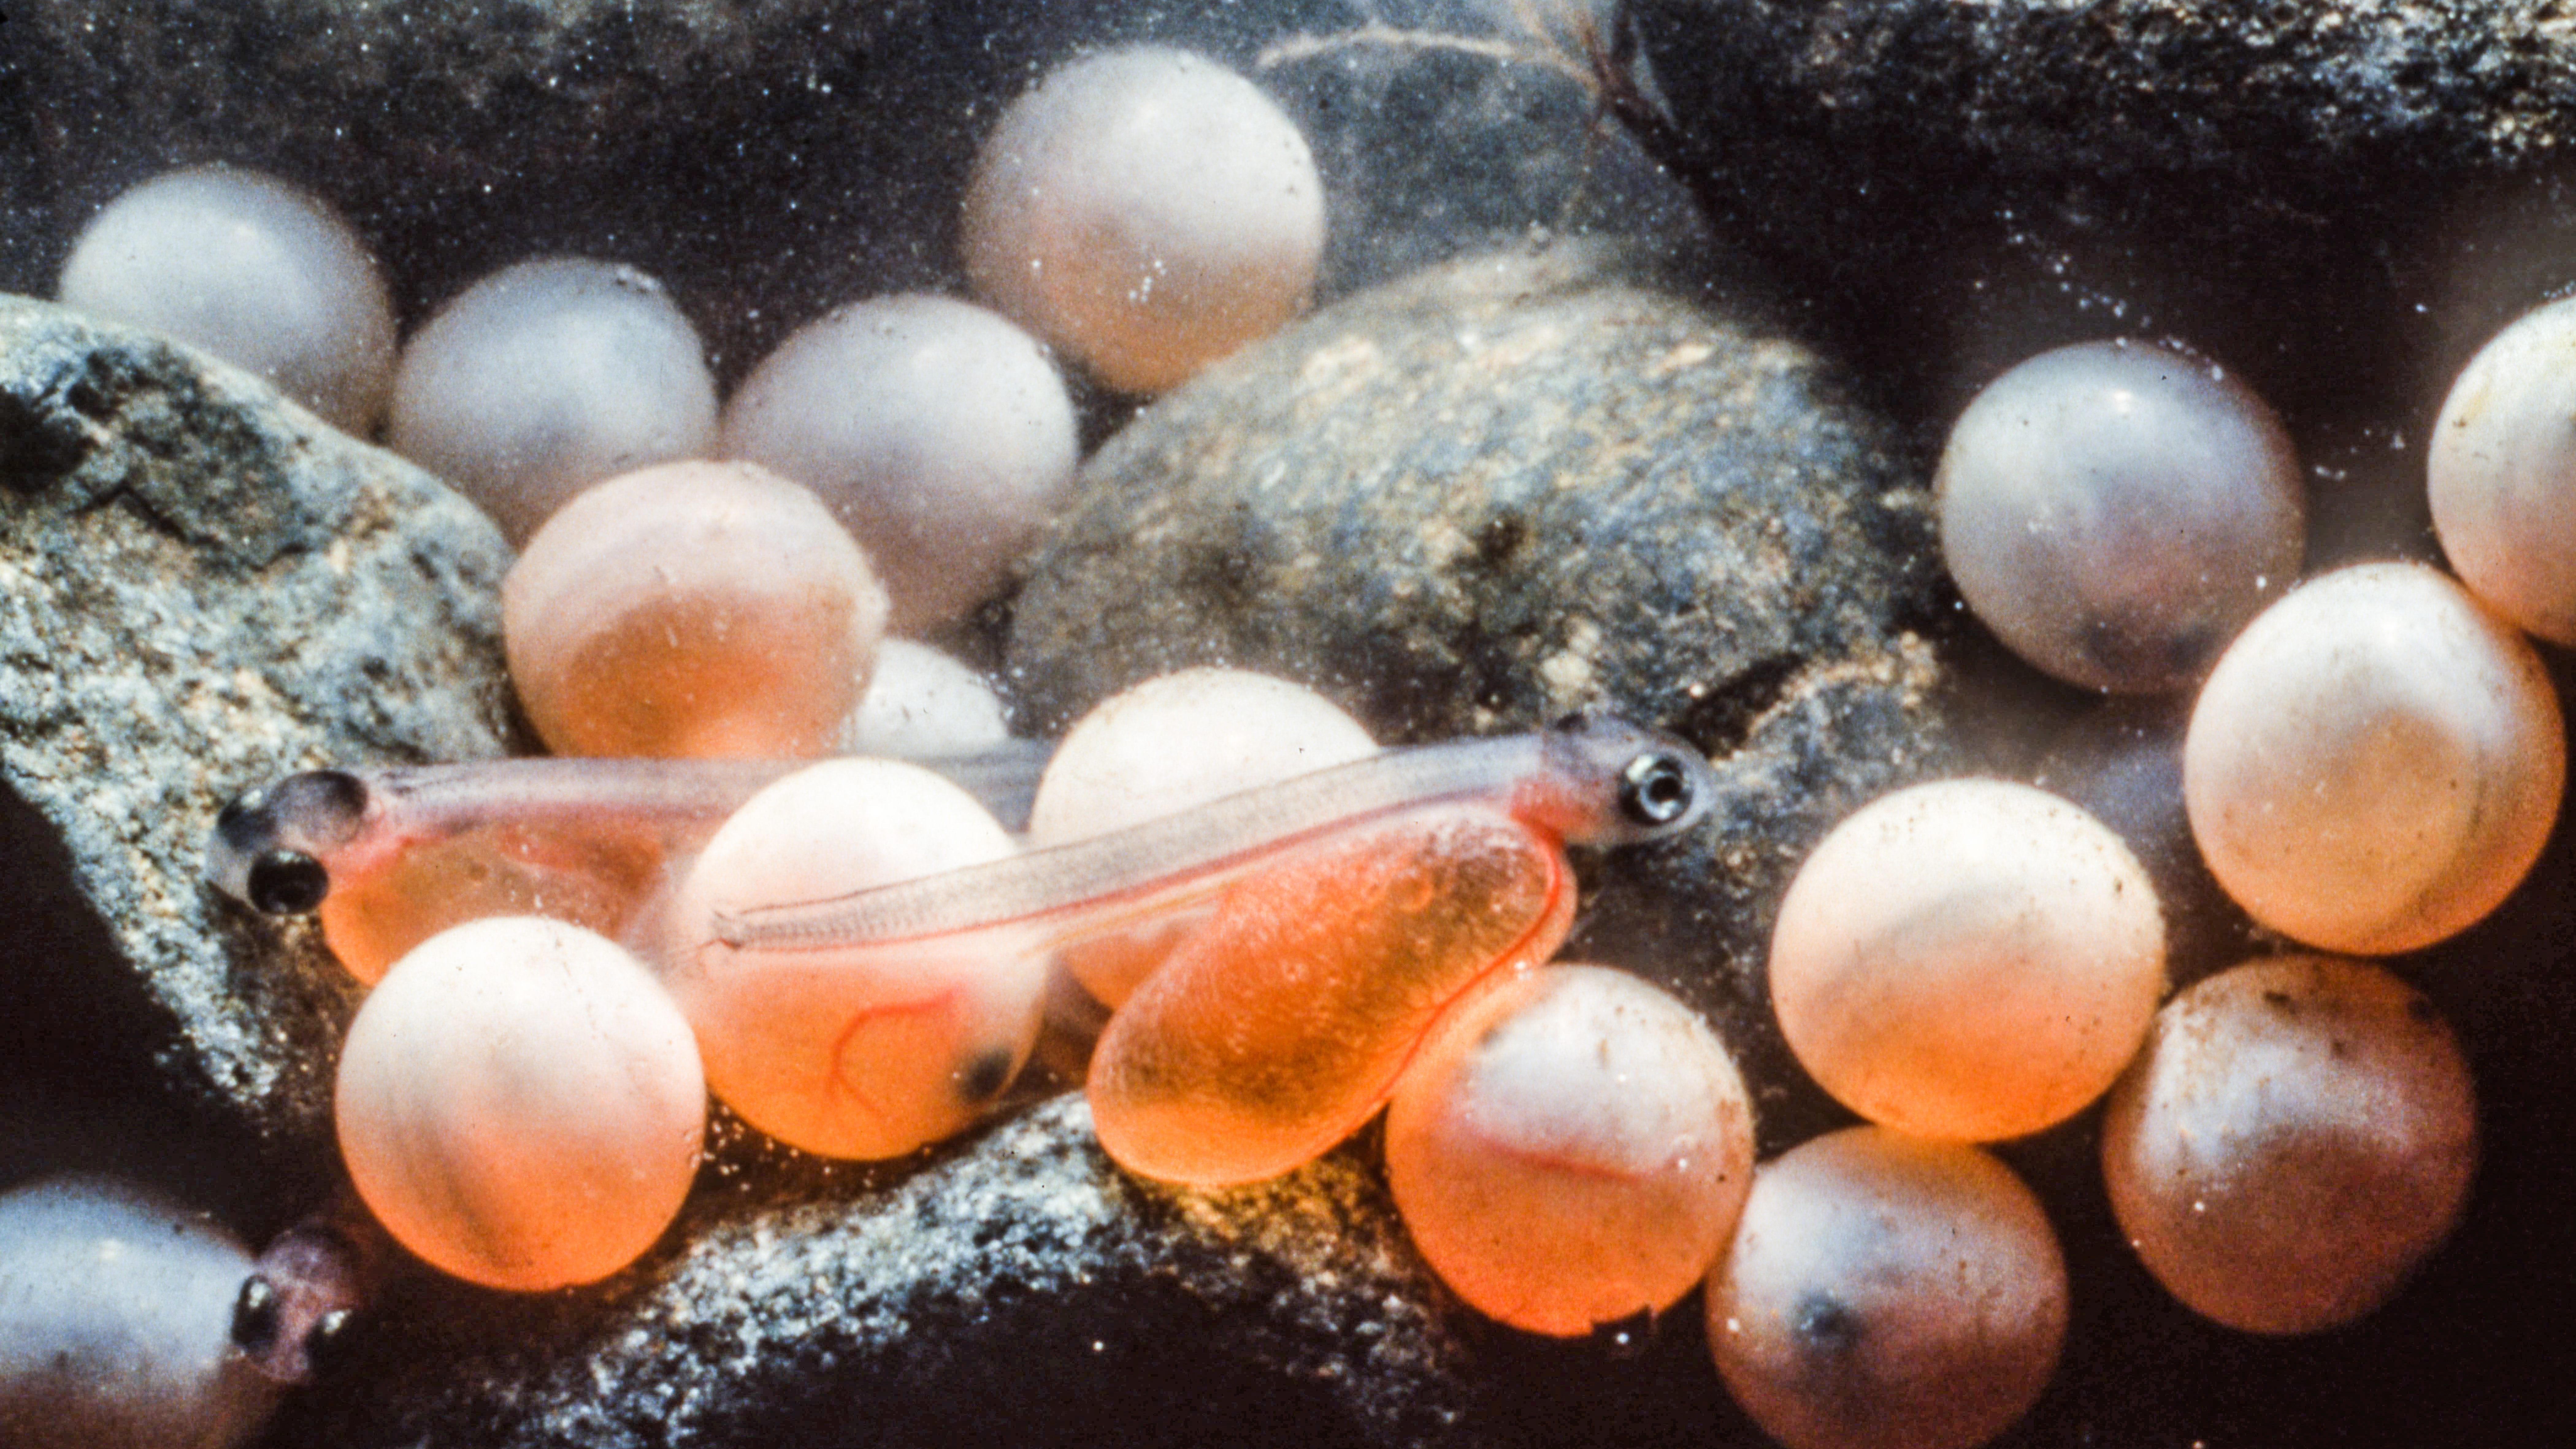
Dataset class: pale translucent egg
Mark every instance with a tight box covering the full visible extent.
[334,918,705,1291]
[1769,778,2165,1141]
[2183,560,2564,955]
[962,46,1325,394]
[59,165,394,434]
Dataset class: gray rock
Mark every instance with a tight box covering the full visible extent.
[275,1096,1484,1449]
[1645,0,2576,181]
[1253,1,1714,299]
[1007,243,1951,1142]
[1620,0,2576,431]
[0,296,512,1176]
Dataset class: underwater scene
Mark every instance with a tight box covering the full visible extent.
[1,1,2574,1446]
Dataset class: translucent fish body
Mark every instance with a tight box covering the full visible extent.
[205,748,1047,983]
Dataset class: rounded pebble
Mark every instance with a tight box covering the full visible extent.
[841,639,1012,758]
[1029,667,1378,1007]
[2183,560,2565,955]
[723,294,1077,631]
[1384,964,1755,1337]
[662,759,1044,1160]
[1768,778,2166,1141]
[1937,339,2304,693]
[334,918,705,1291]
[388,257,719,543]
[58,165,394,435]
[0,1175,280,1449]
[962,46,1325,394]
[503,460,889,758]
[2429,294,2576,645]
[2102,954,2478,1334]
[1707,1128,2068,1449]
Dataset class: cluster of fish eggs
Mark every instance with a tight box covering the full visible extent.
[55,25,1757,1375]
[17,30,2576,1449]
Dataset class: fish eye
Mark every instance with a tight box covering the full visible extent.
[229,1276,282,1357]
[246,849,330,914]
[304,1308,358,1378]
[1620,751,1696,829]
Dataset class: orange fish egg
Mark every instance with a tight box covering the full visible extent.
[661,759,1047,1161]
[1708,1127,2068,1449]
[1768,778,2166,1142]
[1384,964,1755,1337]
[1086,805,1574,1187]
[503,460,889,759]
[333,918,705,1292]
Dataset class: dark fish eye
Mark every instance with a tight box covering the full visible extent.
[304,1307,358,1378]
[230,1276,282,1357]
[1620,752,1696,828]
[246,849,330,914]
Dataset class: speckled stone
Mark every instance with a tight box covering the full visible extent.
[275,1097,1483,1449]
[1007,243,1951,1142]
[0,296,512,1177]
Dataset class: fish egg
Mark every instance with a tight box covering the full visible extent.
[333,918,705,1292]
[1937,339,2304,692]
[723,294,1077,632]
[1030,667,1378,1007]
[2101,954,2477,1334]
[961,46,1325,394]
[1707,1128,2068,1449]
[0,1175,280,1449]
[387,257,719,544]
[841,639,1013,758]
[58,165,394,435]
[502,460,889,758]
[1383,964,1755,1337]
[2429,294,2576,644]
[2182,560,2564,955]
[1768,778,2166,1141]
[662,759,1044,1160]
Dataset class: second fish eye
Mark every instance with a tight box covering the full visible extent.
[1620,752,1696,827]
[247,849,330,914]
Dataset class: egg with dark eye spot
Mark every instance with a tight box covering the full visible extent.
[1936,338,2304,694]
[1708,1129,2067,1449]
[0,1175,282,1449]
